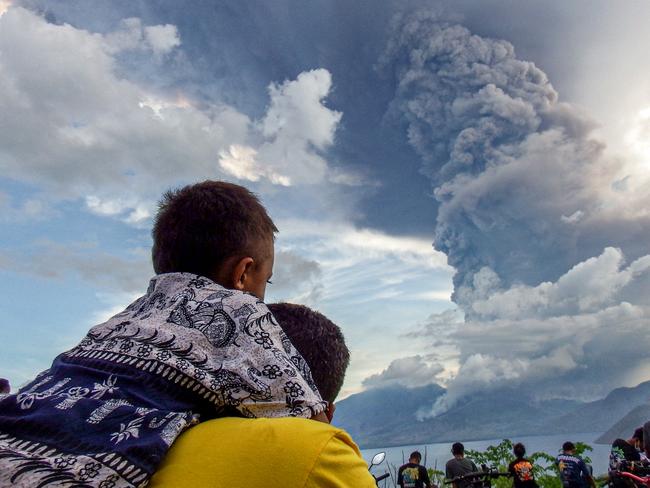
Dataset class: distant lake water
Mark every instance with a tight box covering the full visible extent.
[361,432,610,478]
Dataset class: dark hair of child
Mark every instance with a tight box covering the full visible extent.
[152,180,277,279]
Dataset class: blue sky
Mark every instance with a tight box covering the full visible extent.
[1,0,649,411]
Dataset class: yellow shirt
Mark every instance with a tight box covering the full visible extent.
[149,417,378,488]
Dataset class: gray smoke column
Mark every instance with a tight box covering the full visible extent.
[380,10,650,416]
[380,10,611,313]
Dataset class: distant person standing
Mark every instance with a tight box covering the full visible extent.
[398,451,432,488]
[446,442,478,488]
[508,443,538,488]
[0,379,9,395]
[556,441,596,488]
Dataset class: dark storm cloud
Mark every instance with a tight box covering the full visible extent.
[16,0,440,235]
[380,9,650,412]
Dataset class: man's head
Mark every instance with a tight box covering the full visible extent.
[562,441,575,454]
[452,442,465,456]
[0,378,9,394]
[409,451,422,464]
[267,303,350,422]
[152,181,277,299]
[513,443,526,459]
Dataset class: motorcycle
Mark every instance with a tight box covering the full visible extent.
[610,461,650,488]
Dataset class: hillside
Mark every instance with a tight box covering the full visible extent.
[334,384,583,448]
[554,381,650,433]
[595,404,650,444]
[334,381,650,449]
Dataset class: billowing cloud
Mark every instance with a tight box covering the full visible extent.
[363,355,444,389]
[381,10,650,414]
[415,247,650,417]
[382,10,649,297]
[0,8,344,225]
[218,69,342,186]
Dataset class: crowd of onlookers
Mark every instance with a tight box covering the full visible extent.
[395,426,650,488]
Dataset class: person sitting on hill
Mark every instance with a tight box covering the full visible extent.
[556,441,595,488]
[398,450,432,488]
[610,428,648,488]
[149,302,377,487]
[508,443,538,488]
[611,428,644,466]
[446,442,479,488]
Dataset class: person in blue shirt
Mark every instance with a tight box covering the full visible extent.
[556,442,596,488]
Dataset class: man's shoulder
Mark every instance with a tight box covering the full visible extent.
[180,417,366,467]
[151,417,372,488]
[557,454,581,463]
[182,417,349,447]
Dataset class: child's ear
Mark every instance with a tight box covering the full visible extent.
[231,256,254,291]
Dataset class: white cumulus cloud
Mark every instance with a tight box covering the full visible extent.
[0,8,343,225]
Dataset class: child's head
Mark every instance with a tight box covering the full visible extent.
[267,303,350,415]
[152,180,277,298]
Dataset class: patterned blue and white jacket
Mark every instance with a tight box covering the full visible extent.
[0,273,325,487]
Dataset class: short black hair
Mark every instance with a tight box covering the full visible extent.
[410,451,422,462]
[562,441,575,452]
[513,443,526,458]
[452,442,464,455]
[152,180,277,278]
[633,428,644,443]
[267,303,350,404]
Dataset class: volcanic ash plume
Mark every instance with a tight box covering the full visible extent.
[382,10,650,414]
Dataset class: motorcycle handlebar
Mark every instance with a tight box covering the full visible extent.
[444,470,512,484]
